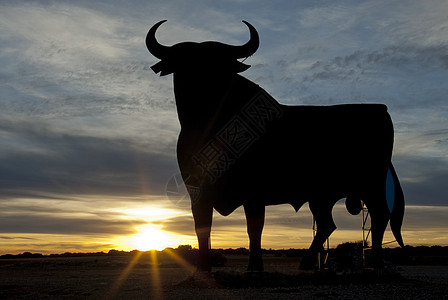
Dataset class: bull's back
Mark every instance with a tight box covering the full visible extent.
[215,103,394,209]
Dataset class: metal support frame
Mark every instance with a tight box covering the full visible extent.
[361,201,372,266]
[312,202,397,270]
[313,216,330,270]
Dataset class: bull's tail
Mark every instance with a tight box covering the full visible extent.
[386,163,405,247]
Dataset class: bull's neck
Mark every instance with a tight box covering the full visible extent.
[173,72,246,130]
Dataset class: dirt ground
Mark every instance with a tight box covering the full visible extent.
[1,255,447,299]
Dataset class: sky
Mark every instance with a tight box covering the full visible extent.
[1,0,448,254]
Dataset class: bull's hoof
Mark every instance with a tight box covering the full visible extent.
[299,255,316,270]
[197,267,211,273]
[247,258,264,272]
[197,262,212,273]
[365,249,384,270]
[247,251,264,272]
[189,271,217,288]
[247,264,264,272]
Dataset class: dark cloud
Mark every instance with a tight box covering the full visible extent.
[0,214,143,235]
[397,156,448,207]
[327,45,447,70]
[402,205,448,231]
[0,117,177,199]
[3,241,118,254]
[0,236,36,240]
[155,215,195,236]
[260,43,448,109]
[303,45,448,84]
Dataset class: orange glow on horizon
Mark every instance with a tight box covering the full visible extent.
[1,204,447,255]
[110,205,196,252]
[128,224,178,251]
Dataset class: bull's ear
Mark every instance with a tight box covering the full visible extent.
[151,60,174,76]
[231,60,251,73]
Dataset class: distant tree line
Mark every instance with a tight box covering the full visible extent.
[1,244,447,266]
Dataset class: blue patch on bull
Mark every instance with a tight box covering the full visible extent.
[386,168,395,213]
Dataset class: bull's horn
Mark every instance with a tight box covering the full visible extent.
[229,20,259,58]
[146,20,171,59]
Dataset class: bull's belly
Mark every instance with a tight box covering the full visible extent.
[205,174,346,215]
[202,164,386,217]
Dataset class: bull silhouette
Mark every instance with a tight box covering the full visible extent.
[146,20,405,271]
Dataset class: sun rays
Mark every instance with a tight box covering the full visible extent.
[106,251,144,298]
[106,248,196,298]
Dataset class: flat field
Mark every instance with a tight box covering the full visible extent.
[1,254,447,299]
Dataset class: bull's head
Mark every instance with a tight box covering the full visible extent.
[146,20,259,76]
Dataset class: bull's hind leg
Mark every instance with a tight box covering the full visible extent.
[299,202,337,270]
[244,204,265,271]
[368,209,389,269]
[364,173,396,269]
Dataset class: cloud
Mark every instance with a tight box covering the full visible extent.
[0,2,176,121]
[0,215,143,235]
[0,197,147,236]
[0,116,178,199]
[0,195,185,238]
[0,3,126,59]
[403,206,448,231]
[396,156,448,206]
[263,44,448,108]
[305,45,448,83]
[0,236,35,240]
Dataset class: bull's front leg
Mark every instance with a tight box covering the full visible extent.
[192,197,213,272]
[244,204,265,271]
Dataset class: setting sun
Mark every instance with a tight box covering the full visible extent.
[129,224,176,251]
[109,205,197,252]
